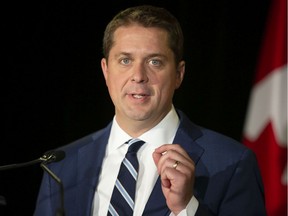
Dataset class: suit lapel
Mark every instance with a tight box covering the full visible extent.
[142,177,170,216]
[75,125,111,215]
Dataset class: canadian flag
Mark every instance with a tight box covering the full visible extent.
[242,0,287,215]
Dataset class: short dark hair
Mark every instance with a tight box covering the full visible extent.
[102,5,184,64]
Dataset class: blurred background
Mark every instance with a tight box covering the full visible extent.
[1,0,277,215]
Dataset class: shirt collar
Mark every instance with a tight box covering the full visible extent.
[139,105,179,148]
[108,116,132,152]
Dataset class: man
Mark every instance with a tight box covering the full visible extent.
[34,5,267,216]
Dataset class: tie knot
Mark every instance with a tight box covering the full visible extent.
[126,138,145,153]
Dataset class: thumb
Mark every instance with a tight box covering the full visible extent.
[152,150,161,167]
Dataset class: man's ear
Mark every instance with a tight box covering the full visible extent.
[101,58,108,81]
[175,60,185,89]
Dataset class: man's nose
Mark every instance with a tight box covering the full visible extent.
[131,64,149,83]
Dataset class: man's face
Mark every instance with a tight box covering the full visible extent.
[101,25,185,133]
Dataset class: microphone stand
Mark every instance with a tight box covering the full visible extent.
[0,158,42,171]
[40,162,65,216]
[0,150,65,171]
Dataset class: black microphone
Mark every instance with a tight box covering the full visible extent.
[41,150,65,164]
[0,150,66,216]
[0,150,65,171]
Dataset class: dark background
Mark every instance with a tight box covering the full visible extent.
[1,0,270,215]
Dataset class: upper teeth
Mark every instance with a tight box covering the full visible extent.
[133,94,143,99]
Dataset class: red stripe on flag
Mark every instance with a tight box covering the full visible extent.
[254,0,287,84]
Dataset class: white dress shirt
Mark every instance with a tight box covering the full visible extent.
[92,106,198,215]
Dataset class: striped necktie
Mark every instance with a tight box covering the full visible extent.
[108,138,145,216]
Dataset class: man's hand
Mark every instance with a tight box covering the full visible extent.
[152,144,195,215]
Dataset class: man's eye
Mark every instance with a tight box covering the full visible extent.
[149,59,161,66]
[121,58,130,64]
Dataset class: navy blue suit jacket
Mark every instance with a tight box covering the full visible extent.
[34,109,266,215]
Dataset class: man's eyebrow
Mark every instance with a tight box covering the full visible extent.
[113,52,132,58]
[146,53,168,61]
[113,52,167,60]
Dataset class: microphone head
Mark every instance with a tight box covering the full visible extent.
[41,150,66,164]
[51,150,66,162]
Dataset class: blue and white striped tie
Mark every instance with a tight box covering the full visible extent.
[108,138,145,216]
